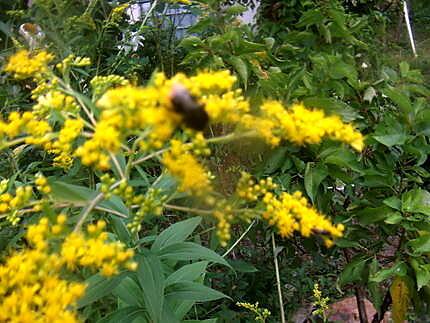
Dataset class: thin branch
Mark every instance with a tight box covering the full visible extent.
[271,233,286,323]
[222,220,256,258]
[164,204,213,215]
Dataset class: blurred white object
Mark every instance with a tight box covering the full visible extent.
[19,23,45,50]
[403,1,418,57]
[117,31,145,54]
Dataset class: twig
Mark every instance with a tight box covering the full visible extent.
[371,290,392,323]
[73,181,121,232]
[343,249,368,323]
[164,204,213,215]
[271,233,286,323]
[222,220,256,258]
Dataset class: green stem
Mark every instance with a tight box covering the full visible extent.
[272,233,286,323]
[73,181,121,232]
[222,220,256,258]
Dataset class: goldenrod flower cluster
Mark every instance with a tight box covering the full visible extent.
[0,186,33,222]
[0,215,136,322]
[31,78,60,99]
[3,49,54,80]
[46,118,84,168]
[91,75,129,98]
[236,172,277,201]
[162,140,212,195]
[35,174,51,194]
[100,176,166,232]
[110,3,129,24]
[213,208,233,247]
[56,54,91,75]
[0,111,52,146]
[257,101,364,151]
[236,301,271,322]
[234,172,344,246]
[61,220,136,276]
[262,191,344,247]
[128,188,166,233]
[33,90,79,117]
[312,283,330,317]
[75,117,122,169]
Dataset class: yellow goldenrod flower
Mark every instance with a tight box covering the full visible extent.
[47,118,83,169]
[162,140,212,195]
[258,101,364,151]
[262,191,344,247]
[3,49,54,80]
[33,90,79,117]
[0,216,136,321]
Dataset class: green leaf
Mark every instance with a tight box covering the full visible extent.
[373,115,407,147]
[166,282,229,302]
[179,36,203,50]
[338,256,369,287]
[50,181,96,203]
[77,273,125,308]
[113,276,144,307]
[335,238,362,249]
[225,4,247,15]
[183,320,218,323]
[229,260,258,273]
[399,61,410,78]
[97,306,148,323]
[402,189,430,215]
[151,217,201,252]
[165,261,208,287]
[368,258,383,312]
[137,253,165,323]
[410,259,430,290]
[321,147,362,173]
[262,147,288,174]
[227,56,248,89]
[408,235,430,254]
[156,242,230,268]
[370,262,407,283]
[383,87,413,115]
[303,97,359,122]
[355,206,396,224]
[304,162,328,203]
[263,37,275,50]
[384,212,403,224]
[383,196,402,210]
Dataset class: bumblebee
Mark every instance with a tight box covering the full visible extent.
[170,84,209,131]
